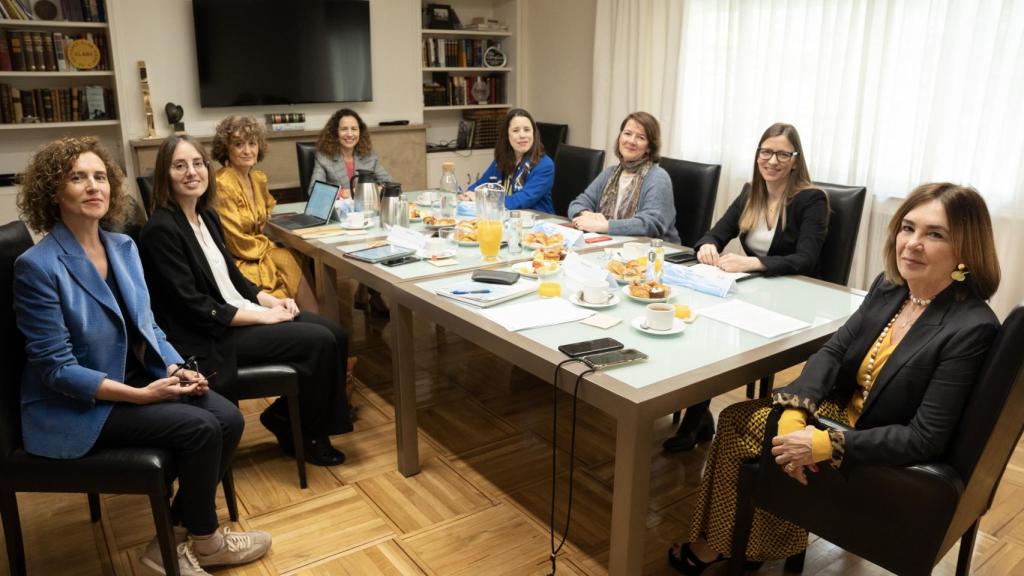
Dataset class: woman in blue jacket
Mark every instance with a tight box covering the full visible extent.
[13,137,270,576]
[465,108,554,213]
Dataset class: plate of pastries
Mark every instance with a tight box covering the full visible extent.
[623,280,673,303]
[423,215,457,228]
[408,203,423,222]
[532,244,568,262]
[523,231,564,250]
[511,259,561,278]
[607,257,648,284]
[455,219,479,245]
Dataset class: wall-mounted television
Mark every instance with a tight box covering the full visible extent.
[192,0,372,107]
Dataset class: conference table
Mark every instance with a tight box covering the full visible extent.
[268,199,865,576]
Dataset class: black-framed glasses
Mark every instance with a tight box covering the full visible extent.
[171,356,216,384]
[757,148,798,162]
[171,159,209,174]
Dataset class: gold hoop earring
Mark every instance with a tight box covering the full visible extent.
[951,263,969,282]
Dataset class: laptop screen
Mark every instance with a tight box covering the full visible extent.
[305,181,338,221]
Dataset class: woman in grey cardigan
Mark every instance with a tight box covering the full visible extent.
[568,111,679,243]
[310,108,391,198]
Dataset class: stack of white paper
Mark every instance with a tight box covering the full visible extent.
[479,298,594,331]
[698,299,810,338]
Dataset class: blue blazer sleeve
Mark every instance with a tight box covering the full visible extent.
[505,155,554,212]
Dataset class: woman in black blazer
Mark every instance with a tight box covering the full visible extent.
[139,134,352,467]
[664,123,829,453]
[669,183,1001,574]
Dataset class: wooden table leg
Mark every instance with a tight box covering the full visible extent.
[393,301,420,476]
[316,254,340,325]
[608,404,652,576]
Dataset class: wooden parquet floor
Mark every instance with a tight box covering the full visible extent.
[5,294,1024,575]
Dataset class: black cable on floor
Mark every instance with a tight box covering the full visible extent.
[549,359,595,576]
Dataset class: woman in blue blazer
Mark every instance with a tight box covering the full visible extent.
[465,108,555,213]
[13,137,270,575]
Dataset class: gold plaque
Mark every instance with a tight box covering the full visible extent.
[67,39,101,70]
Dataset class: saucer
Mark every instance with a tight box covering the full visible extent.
[340,221,374,230]
[631,316,685,335]
[416,248,457,259]
[457,239,479,246]
[569,291,620,309]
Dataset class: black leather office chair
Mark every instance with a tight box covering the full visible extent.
[552,144,605,217]
[728,305,1024,576]
[296,142,317,200]
[136,174,154,216]
[659,157,721,247]
[229,366,305,489]
[814,182,867,286]
[0,220,240,576]
[536,122,568,161]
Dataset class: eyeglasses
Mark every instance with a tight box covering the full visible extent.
[171,356,216,385]
[171,159,209,174]
[757,148,798,162]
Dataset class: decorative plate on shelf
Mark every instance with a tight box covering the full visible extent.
[484,46,507,68]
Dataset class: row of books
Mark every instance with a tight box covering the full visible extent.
[0,29,109,71]
[422,38,502,68]
[0,0,106,22]
[423,75,506,107]
[0,83,113,124]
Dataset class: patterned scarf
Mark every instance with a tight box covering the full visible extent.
[503,158,532,195]
[597,157,652,219]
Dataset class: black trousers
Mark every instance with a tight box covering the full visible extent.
[233,311,352,437]
[94,390,243,535]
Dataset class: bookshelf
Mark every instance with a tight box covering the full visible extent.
[420,0,519,183]
[0,7,118,129]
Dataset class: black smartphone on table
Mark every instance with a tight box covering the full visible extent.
[381,255,421,267]
[558,337,624,358]
[582,349,649,369]
[665,250,697,264]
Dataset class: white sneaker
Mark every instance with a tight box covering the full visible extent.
[192,527,272,568]
[139,540,211,576]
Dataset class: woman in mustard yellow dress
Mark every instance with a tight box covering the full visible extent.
[210,115,318,312]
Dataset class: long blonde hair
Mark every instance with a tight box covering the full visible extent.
[739,123,814,232]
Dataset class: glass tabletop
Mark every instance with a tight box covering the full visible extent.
[414,271,863,389]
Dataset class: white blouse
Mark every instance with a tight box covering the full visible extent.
[745,213,778,258]
[189,217,268,313]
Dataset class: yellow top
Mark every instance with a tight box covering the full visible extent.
[778,328,897,463]
[211,167,302,298]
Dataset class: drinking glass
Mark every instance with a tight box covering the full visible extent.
[438,226,457,249]
[475,186,505,262]
[537,267,562,298]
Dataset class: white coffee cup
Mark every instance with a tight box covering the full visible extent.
[521,212,536,228]
[582,280,611,304]
[346,211,365,227]
[645,303,675,331]
[622,241,648,261]
[425,237,447,257]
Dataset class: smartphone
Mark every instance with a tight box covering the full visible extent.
[582,349,649,369]
[558,337,624,358]
[381,255,421,267]
[665,251,697,264]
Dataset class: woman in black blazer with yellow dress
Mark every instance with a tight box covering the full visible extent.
[669,182,1001,574]
[665,123,829,453]
[139,134,352,468]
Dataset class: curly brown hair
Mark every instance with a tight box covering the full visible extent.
[211,115,267,166]
[316,108,372,157]
[17,136,128,233]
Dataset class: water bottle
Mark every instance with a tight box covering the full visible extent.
[440,161,458,194]
[506,210,523,254]
[649,238,665,283]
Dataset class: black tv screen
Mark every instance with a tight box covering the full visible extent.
[192,0,372,107]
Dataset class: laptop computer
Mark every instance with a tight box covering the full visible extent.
[271,180,337,230]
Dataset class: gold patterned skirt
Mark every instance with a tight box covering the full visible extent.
[688,398,847,560]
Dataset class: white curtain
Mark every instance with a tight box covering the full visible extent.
[590,0,686,157]
[666,0,1024,318]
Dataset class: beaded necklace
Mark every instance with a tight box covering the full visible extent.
[862,294,931,400]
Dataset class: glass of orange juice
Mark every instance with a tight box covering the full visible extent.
[477,219,502,261]
[537,267,562,298]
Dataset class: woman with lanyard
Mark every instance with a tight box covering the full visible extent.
[462,108,554,213]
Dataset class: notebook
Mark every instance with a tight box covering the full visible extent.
[435,279,538,308]
[271,180,337,230]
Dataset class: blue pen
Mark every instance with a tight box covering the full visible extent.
[451,289,491,295]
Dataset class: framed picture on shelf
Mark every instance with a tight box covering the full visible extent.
[483,46,507,68]
[425,4,460,30]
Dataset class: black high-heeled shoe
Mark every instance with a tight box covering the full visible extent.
[663,410,715,453]
[668,543,725,575]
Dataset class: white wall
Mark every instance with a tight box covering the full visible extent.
[521,0,595,148]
